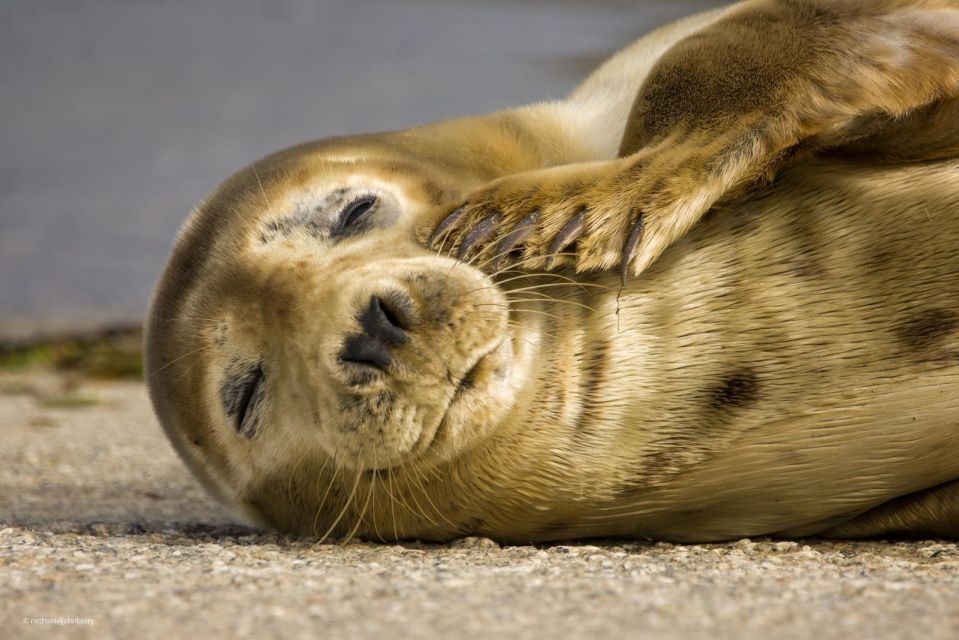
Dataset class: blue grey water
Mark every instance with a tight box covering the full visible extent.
[0,0,723,337]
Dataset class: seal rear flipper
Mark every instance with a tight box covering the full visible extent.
[818,479,959,539]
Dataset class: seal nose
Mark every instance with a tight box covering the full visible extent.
[339,296,409,371]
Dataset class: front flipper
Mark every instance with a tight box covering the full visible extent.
[429,158,643,277]
[432,1,959,279]
[429,123,795,279]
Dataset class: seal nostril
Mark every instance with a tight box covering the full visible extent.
[340,294,413,373]
[374,296,404,331]
[340,334,392,371]
[361,295,410,346]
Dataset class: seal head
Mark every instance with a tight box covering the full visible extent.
[145,134,536,534]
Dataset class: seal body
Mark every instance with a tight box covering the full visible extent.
[146,1,959,542]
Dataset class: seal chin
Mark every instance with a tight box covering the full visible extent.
[340,335,513,473]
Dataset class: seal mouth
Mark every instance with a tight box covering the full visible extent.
[452,356,482,399]
[412,337,507,455]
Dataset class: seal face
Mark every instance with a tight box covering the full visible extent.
[147,1,959,542]
[150,142,525,470]
[146,133,562,539]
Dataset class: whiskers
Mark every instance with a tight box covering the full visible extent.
[251,162,273,212]
[441,246,611,330]
[313,449,363,546]
[307,433,461,545]
[147,343,216,380]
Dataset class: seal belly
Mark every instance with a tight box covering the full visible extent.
[578,157,959,541]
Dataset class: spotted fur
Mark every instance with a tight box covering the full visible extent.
[146,1,959,543]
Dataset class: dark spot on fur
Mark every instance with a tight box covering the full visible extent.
[622,369,763,494]
[571,337,611,443]
[619,448,695,497]
[864,245,895,272]
[786,214,824,278]
[192,438,202,447]
[895,309,958,351]
[708,370,761,410]
[791,254,823,278]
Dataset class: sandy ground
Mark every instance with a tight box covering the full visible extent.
[2,372,959,639]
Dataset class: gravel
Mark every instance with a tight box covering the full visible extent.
[2,372,958,639]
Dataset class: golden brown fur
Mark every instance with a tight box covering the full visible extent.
[434,0,959,279]
[145,1,959,542]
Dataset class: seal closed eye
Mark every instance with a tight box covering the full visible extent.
[222,363,264,438]
[335,195,378,238]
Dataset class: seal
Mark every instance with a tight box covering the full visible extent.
[145,0,959,543]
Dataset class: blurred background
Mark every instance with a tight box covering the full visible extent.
[0,0,724,342]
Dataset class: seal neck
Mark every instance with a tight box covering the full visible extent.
[393,101,606,187]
